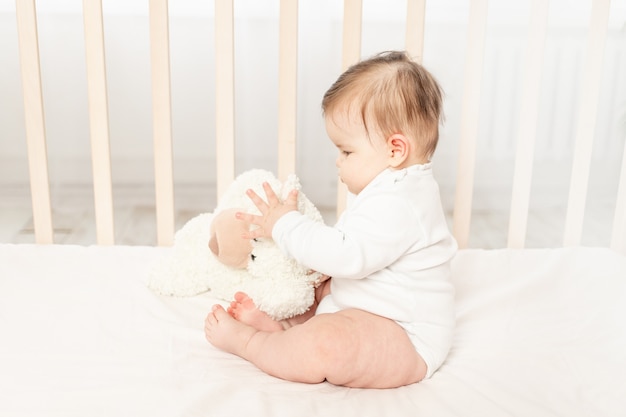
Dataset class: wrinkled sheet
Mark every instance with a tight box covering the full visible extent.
[1,244,625,417]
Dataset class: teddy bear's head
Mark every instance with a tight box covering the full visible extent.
[147,169,324,321]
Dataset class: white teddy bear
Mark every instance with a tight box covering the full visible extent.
[147,169,324,320]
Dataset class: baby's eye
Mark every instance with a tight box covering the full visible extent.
[341,150,351,156]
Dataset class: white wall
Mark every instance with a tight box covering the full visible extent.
[1,0,625,215]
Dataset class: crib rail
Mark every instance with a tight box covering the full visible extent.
[214,0,235,213]
[15,0,53,244]
[12,0,626,254]
[506,0,549,249]
[83,0,114,245]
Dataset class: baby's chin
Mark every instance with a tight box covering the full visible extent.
[338,176,358,194]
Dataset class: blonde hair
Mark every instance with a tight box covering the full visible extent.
[322,51,443,160]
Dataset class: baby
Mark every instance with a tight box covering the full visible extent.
[205,51,457,389]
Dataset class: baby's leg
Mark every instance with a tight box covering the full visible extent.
[205,305,427,388]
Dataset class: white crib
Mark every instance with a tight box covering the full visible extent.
[1,0,625,416]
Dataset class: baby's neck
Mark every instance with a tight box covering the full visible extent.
[395,154,429,169]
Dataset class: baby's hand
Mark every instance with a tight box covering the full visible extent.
[236,182,298,240]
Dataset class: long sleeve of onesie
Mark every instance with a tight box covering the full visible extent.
[272,192,422,279]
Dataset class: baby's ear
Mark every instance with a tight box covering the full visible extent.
[387,133,409,167]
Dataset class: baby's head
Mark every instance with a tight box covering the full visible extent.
[322,51,443,163]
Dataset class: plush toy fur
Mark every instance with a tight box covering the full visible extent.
[147,169,323,320]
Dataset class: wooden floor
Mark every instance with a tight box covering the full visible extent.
[0,184,617,249]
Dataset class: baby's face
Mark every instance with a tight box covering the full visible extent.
[325,110,390,195]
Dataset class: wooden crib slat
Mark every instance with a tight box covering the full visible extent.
[83,0,115,246]
[277,0,298,181]
[336,0,363,217]
[452,0,489,249]
[341,0,362,75]
[405,0,426,63]
[563,0,611,247]
[149,0,175,246]
[215,0,236,200]
[507,0,549,249]
[611,141,626,255]
[15,0,54,244]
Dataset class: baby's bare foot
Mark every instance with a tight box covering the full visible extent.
[204,304,258,357]
[228,292,284,332]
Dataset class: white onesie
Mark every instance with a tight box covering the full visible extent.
[272,164,457,378]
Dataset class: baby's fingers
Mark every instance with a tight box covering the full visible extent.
[283,189,298,208]
[235,211,255,224]
[241,228,263,240]
[235,212,266,239]
[245,189,269,212]
[261,182,280,206]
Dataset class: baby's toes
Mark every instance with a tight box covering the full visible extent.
[229,303,242,320]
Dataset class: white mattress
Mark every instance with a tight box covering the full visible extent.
[1,244,625,416]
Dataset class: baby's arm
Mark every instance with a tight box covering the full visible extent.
[235,182,298,240]
[273,194,420,279]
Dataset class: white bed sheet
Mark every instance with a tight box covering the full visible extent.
[1,244,625,417]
